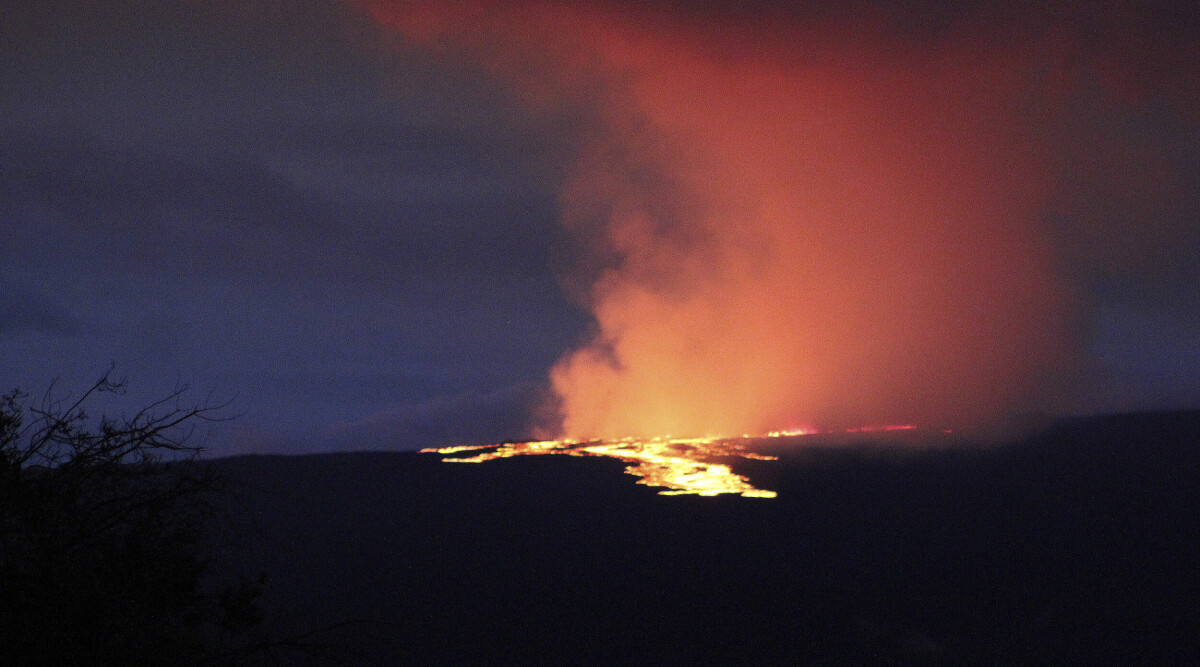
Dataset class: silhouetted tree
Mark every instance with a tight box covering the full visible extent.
[0,372,258,665]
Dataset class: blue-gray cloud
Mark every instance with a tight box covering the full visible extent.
[0,0,589,451]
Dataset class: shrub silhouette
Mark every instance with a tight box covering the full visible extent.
[0,372,260,665]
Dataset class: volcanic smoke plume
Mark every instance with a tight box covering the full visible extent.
[359,1,1088,439]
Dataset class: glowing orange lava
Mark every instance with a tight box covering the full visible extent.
[422,425,927,498]
[421,437,779,498]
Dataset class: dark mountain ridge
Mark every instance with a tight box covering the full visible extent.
[206,411,1200,664]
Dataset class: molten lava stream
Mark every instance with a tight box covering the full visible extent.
[421,437,779,498]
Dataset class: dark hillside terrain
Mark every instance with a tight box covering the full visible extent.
[207,412,1200,664]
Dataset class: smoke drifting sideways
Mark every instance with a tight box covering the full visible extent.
[357,1,1196,440]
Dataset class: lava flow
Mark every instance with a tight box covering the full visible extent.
[420,437,779,498]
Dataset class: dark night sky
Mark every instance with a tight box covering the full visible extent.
[2,0,1198,455]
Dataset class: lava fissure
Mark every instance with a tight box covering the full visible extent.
[421,436,779,498]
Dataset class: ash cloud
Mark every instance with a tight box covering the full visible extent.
[361,0,1200,437]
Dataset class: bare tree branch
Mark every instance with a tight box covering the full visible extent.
[0,371,278,665]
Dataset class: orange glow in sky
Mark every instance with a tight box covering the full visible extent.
[356,1,1096,443]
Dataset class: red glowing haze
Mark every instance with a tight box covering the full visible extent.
[359,1,1089,438]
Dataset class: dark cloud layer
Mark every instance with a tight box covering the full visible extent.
[1,0,587,454]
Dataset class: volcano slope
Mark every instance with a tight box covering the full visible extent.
[207,411,1200,665]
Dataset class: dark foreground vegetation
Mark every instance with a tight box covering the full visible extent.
[0,375,314,666]
[208,410,1200,665]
